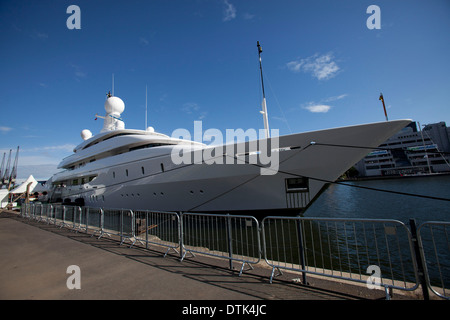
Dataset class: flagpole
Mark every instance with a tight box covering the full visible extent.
[379,93,388,121]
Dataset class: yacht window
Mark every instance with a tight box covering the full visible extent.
[285,177,309,192]
[129,143,174,152]
[141,167,145,175]
[126,169,129,176]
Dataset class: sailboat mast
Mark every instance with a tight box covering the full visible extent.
[257,41,270,139]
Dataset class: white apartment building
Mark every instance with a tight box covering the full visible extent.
[354,122,450,177]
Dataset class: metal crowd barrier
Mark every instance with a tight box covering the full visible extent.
[180,213,261,276]
[17,202,450,299]
[418,221,450,300]
[261,216,420,298]
[132,210,180,256]
[99,208,135,245]
[85,207,103,236]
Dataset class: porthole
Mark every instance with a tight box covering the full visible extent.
[126,169,129,176]
[141,166,145,175]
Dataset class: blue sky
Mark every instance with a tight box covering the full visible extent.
[1,0,449,180]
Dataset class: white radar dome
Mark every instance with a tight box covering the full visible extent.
[104,96,125,114]
[81,129,93,141]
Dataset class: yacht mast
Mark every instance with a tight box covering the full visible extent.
[257,41,270,139]
[145,85,148,129]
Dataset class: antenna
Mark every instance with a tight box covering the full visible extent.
[257,41,270,139]
[145,85,148,129]
[112,73,115,96]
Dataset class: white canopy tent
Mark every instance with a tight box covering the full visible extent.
[0,189,8,209]
[1,175,40,208]
[9,175,38,194]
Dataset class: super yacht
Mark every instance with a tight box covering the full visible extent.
[47,43,411,215]
[47,93,410,215]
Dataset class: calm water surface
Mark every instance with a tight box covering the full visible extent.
[305,174,450,224]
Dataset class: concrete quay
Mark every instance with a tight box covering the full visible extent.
[0,210,412,301]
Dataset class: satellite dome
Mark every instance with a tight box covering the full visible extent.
[104,96,125,114]
[81,129,93,141]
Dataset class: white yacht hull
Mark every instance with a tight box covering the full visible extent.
[49,120,410,215]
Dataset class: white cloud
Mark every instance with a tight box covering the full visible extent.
[182,102,207,120]
[182,102,200,114]
[286,61,303,72]
[18,155,61,166]
[243,13,255,20]
[139,37,149,45]
[0,126,13,133]
[223,0,236,21]
[300,94,347,114]
[31,31,48,40]
[17,164,59,181]
[70,63,87,80]
[13,144,76,166]
[303,104,331,113]
[35,32,48,39]
[287,53,340,80]
[323,94,348,102]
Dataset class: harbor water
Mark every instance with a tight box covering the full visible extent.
[303,174,450,287]
[305,174,450,223]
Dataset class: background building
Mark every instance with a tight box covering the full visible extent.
[354,122,450,177]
